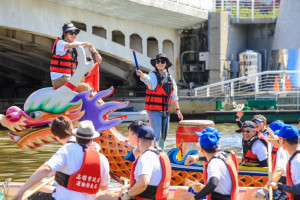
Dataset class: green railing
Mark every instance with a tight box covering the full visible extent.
[216,0,280,22]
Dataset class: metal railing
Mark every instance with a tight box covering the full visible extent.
[215,0,280,22]
[194,70,300,99]
[167,0,215,11]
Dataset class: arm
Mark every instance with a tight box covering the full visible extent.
[12,164,52,200]
[127,174,150,197]
[136,70,156,90]
[269,182,300,195]
[235,111,244,128]
[173,100,183,121]
[194,177,218,200]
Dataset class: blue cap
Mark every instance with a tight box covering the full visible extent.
[269,120,285,135]
[276,125,299,141]
[195,128,220,149]
[134,126,155,140]
[195,127,220,140]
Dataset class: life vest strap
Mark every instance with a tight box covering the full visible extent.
[55,171,70,188]
[136,185,158,199]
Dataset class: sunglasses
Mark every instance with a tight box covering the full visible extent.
[252,120,262,124]
[155,59,166,64]
[68,31,78,35]
[242,130,252,133]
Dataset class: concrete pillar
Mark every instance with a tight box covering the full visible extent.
[142,38,147,58]
[272,0,300,50]
[208,12,229,84]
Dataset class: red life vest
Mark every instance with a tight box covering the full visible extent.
[129,149,171,200]
[55,148,101,194]
[243,133,268,164]
[286,150,300,200]
[50,38,77,75]
[203,151,239,200]
[145,71,174,112]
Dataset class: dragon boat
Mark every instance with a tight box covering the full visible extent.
[0,46,268,196]
[0,180,260,200]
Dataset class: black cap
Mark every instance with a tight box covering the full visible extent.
[134,126,155,140]
[150,53,172,68]
[235,121,255,133]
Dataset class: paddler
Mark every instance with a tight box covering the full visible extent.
[268,125,300,199]
[175,128,238,200]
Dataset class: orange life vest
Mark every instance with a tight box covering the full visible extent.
[203,151,239,200]
[129,149,171,200]
[55,147,101,194]
[145,71,174,112]
[286,150,300,200]
[50,38,77,75]
[243,133,268,164]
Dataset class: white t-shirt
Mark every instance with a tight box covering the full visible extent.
[45,143,110,200]
[275,147,290,177]
[290,152,300,184]
[207,156,232,195]
[134,150,162,186]
[251,140,268,161]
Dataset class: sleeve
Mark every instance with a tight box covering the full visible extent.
[275,148,288,172]
[99,154,110,186]
[55,40,67,56]
[171,76,179,102]
[236,120,243,128]
[136,154,153,178]
[278,182,300,195]
[194,177,219,200]
[252,140,268,161]
[140,72,157,91]
[45,146,66,173]
[207,160,222,180]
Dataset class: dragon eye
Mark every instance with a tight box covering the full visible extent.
[29,111,42,119]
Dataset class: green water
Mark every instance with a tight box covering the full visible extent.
[0,122,240,182]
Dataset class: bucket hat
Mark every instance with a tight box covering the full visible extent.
[62,23,80,38]
[150,53,172,68]
[72,120,100,139]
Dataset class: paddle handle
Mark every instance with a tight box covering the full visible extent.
[268,141,273,199]
[132,50,140,71]
[22,176,54,200]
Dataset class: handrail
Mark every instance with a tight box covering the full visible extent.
[194,70,300,98]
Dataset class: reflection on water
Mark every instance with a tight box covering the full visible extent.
[0,122,240,182]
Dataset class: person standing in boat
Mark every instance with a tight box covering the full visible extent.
[136,53,183,150]
[175,129,238,200]
[50,23,102,92]
[121,126,171,200]
[12,120,110,200]
[268,125,300,199]
[235,121,268,167]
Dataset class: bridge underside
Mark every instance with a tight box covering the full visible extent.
[0,26,140,111]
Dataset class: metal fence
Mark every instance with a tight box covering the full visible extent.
[215,0,280,22]
[167,0,215,11]
[194,70,300,99]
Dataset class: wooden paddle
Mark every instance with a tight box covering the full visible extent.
[22,176,54,200]
[267,140,273,200]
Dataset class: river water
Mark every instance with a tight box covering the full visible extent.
[0,122,241,182]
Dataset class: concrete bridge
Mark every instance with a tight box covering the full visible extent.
[0,0,213,106]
